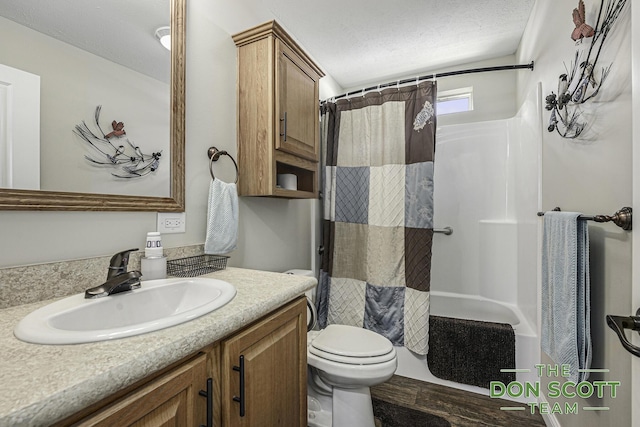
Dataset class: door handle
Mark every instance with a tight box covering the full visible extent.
[199,378,213,427]
[232,355,246,417]
[606,308,640,357]
[280,112,287,142]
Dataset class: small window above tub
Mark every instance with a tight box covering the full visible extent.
[436,87,473,116]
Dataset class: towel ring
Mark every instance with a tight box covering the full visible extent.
[208,146,238,183]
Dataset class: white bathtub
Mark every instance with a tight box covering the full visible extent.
[395,291,538,402]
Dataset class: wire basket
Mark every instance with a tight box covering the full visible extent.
[166,254,229,277]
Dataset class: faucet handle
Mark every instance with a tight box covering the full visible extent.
[107,248,139,280]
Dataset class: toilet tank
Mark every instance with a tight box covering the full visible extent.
[284,269,317,331]
[283,269,316,301]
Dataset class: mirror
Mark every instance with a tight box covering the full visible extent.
[0,0,185,211]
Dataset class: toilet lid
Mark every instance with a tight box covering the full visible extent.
[309,345,396,365]
[310,324,394,358]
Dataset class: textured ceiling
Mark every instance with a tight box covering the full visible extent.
[0,0,170,83]
[0,0,535,90]
[240,0,536,89]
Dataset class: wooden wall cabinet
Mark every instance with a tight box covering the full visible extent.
[57,298,306,427]
[233,21,325,198]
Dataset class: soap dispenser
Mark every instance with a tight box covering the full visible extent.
[140,232,167,281]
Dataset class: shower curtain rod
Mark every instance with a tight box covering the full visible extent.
[325,61,534,102]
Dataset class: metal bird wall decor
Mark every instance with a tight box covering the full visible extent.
[545,0,627,139]
[73,106,162,178]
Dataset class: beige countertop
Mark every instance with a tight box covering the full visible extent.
[0,267,316,426]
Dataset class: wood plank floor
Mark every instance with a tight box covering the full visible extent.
[371,375,547,427]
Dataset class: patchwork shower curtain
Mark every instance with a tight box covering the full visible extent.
[317,82,436,354]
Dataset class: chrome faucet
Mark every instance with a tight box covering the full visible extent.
[106,248,138,280]
[85,248,142,299]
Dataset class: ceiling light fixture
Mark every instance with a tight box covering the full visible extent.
[155,26,171,51]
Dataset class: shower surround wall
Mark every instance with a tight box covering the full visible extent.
[432,85,541,328]
[395,86,541,397]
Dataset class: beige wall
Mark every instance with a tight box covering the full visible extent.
[517,1,632,425]
[0,1,313,273]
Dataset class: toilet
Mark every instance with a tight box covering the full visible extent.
[285,270,397,427]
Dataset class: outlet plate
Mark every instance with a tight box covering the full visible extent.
[157,212,186,233]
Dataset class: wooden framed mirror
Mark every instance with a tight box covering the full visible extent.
[0,0,185,211]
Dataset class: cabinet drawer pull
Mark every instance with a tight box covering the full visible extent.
[232,355,246,417]
[280,112,287,141]
[199,378,213,427]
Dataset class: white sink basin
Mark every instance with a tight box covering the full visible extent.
[14,277,236,345]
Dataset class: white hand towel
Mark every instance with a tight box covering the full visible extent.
[204,179,238,255]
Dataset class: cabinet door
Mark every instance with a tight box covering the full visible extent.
[76,354,208,426]
[275,39,320,162]
[222,297,307,427]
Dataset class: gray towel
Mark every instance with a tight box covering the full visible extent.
[541,212,591,382]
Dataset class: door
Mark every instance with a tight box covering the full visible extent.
[0,63,40,189]
[275,39,319,162]
[222,298,307,427]
[76,354,208,426]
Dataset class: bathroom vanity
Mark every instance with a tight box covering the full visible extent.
[0,268,314,426]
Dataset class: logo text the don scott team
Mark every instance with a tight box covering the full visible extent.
[490,364,620,415]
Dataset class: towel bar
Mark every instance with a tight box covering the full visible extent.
[208,146,239,183]
[536,207,632,231]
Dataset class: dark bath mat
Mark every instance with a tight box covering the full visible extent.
[373,397,451,427]
[427,315,516,389]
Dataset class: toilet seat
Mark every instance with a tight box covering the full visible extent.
[307,347,397,388]
[309,325,395,365]
[309,346,395,365]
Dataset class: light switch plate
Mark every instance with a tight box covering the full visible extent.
[157,212,186,233]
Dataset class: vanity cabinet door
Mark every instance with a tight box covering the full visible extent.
[221,297,307,427]
[74,354,208,426]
